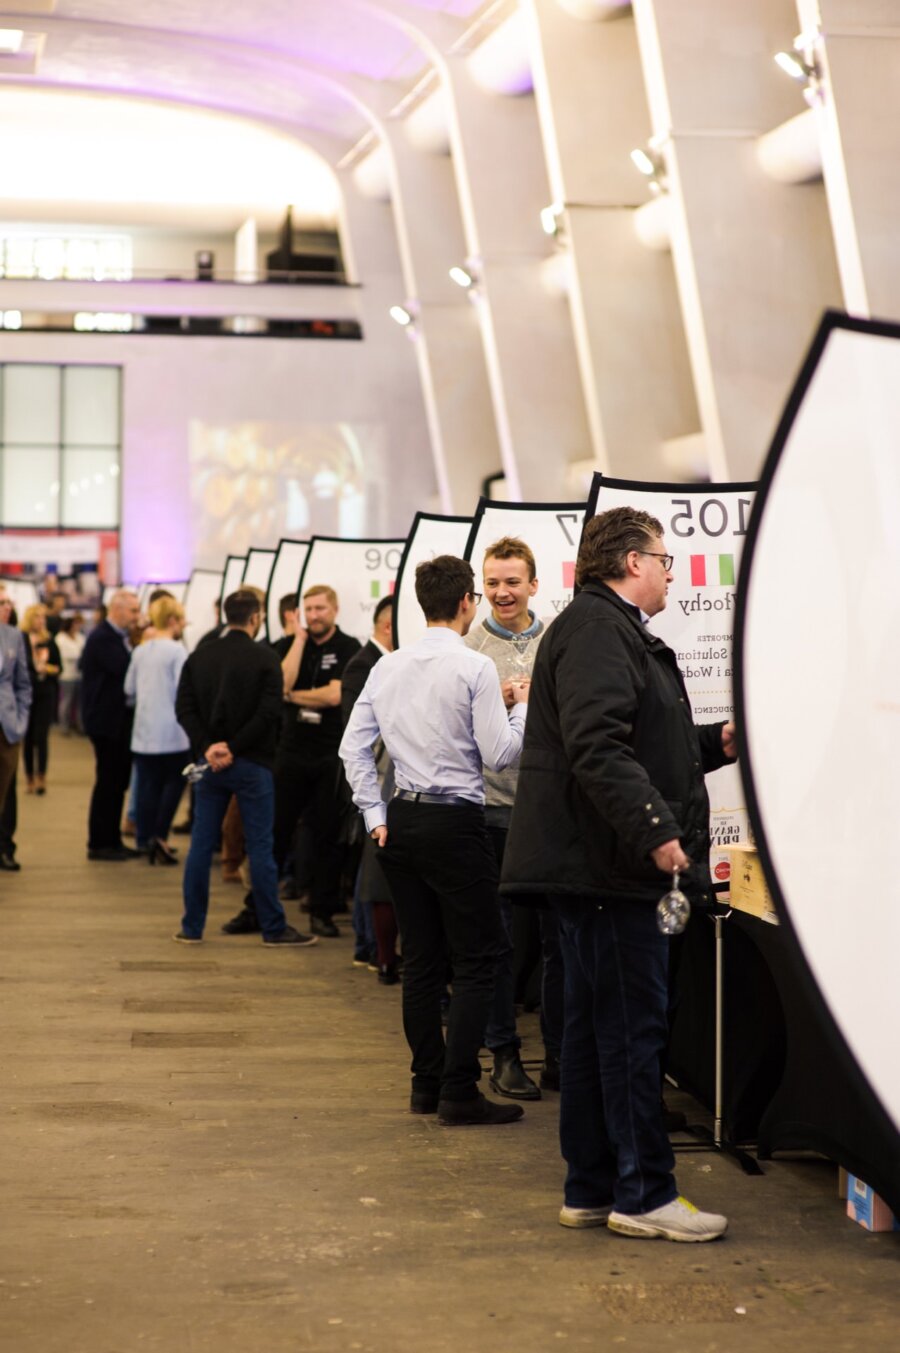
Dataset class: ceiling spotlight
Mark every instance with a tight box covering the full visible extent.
[774,50,813,80]
[449,266,473,289]
[389,305,413,327]
[540,203,564,237]
[0,29,24,54]
[630,148,657,177]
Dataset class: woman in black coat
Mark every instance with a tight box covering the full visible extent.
[21,604,61,796]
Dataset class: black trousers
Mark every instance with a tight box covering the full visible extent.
[24,690,55,778]
[378,798,502,1103]
[273,753,343,921]
[0,771,16,857]
[88,734,133,850]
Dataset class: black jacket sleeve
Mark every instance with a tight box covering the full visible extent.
[697,721,733,775]
[175,658,209,754]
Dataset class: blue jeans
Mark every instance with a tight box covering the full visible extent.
[556,896,677,1216]
[352,867,376,961]
[181,759,287,940]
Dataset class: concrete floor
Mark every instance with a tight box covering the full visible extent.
[0,734,897,1353]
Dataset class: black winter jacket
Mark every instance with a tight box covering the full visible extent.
[500,582,733,906]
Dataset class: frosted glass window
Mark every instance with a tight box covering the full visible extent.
[1,447,59,526]
[61,449,120,527]
[3,365,61,444]
[63,366,120,445]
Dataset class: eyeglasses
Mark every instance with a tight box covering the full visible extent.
[637,551,674,571]
[469,591,483,606]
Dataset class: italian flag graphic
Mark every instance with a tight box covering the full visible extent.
[690,554,735,587]
[370,579,397,599]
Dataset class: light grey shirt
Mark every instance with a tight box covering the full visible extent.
[124,638,190,755]
[339,627,527,832]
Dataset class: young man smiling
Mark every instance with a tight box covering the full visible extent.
[464,537,563,1100]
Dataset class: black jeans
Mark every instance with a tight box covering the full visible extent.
[88,734,132,850]
[273,752,343,921]
[133,750,190,848]
[555,894,676,1216]
[379,798,501,1103]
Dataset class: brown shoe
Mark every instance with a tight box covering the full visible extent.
[221,868,242,883]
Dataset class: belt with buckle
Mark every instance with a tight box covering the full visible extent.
[394,790,475,808]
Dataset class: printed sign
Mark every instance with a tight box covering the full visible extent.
[393,513,473,648]
[298,536,406,647]
[265,539,310,643]
[183,568,224,652]
[463,498,586,627]
[587,474,756,880]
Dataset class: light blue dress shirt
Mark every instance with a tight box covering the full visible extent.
[339,627,527,832]
[124,638,190,754]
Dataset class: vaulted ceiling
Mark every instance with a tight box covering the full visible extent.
[0,2,500,152]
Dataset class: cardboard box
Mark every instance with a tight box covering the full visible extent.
[838,1166,849,1200]
[724,843,778,923]
[846,1175,899,1232]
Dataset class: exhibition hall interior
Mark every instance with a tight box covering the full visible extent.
[0,2,898,1350]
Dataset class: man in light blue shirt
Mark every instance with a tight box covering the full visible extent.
[340,555,528,1126]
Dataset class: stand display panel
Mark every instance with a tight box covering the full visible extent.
[735,312,900,1181]
[298,536,405,647]
[392,513,472,648]
[265,539,309,644]
[587,475,755,883]
[183,568,223,652]
[463,498,586,627]
[219,555,247,609]
[138,581,188,609]
[241,549,277,641]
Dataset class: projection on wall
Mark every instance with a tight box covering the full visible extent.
[735,312,900,1176]
[188,421,384,568]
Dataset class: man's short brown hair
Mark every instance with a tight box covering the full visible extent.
[575,507,664,587]
[482,535,536,582]
[303,584,338,608]
[414,555,475,622]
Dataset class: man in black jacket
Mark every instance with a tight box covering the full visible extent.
[174,590,315,947]
[81,588,141,860]
[502,507,736,1242]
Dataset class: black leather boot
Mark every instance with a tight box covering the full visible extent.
[489,1045,541,1101]
[540,1053,561,1092]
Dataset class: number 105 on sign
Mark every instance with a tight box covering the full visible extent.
[668,497,752,539]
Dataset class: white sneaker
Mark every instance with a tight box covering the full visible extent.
[559,1204,612,1229]
[607,1195,728,1243]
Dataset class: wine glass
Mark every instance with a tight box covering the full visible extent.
[657,870,691,935]
[510,633,532,679]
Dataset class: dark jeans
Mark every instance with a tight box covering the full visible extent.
[133,750,190,848]
[556,895,677,1216]
[539,908,564,1061]
[182,758,288,940]
[483,826,519,1053]
[273,752,343,921]
[379,797,501,1102]
[88,734,132,850]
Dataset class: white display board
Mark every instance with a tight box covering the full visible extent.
[183,568,223,652]
[138,581,188,610]
[298,536,405,647]
[588,475,755,884]
[219,554,247,608]
[242,548,277,641]
[265,538,309,643]
[737,313,900,1139]
[393,512,473,648]
[0,577,40,617]
[463,498,586,626]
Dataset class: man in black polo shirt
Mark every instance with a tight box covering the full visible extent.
[174,589,316,947]
[272,584,360,938]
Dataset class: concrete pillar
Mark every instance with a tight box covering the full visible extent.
[796,0,900,318]
[632,0,842,480]
[522,0,700,480]
[436,53,593,500]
